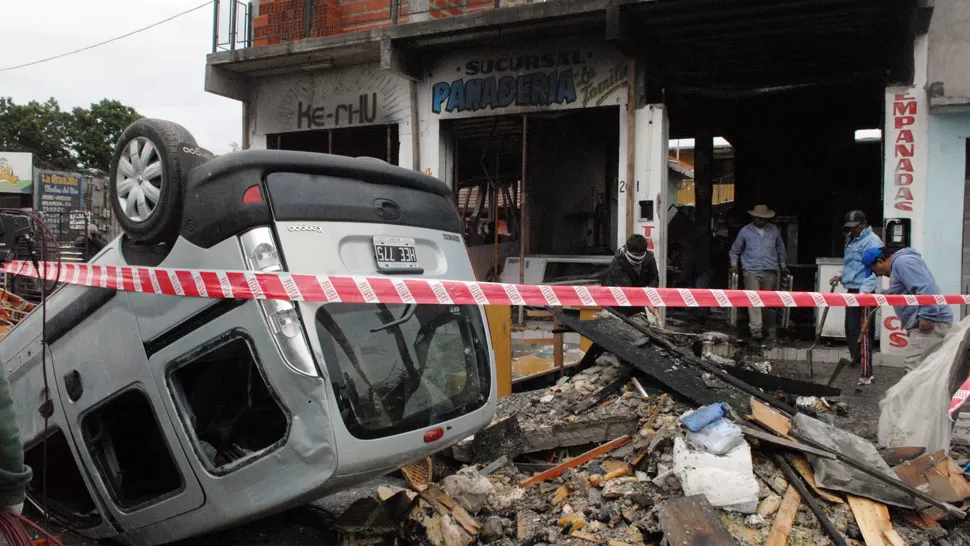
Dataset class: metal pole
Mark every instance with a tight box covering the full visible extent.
[212,0,220,52]
[387,125,393,163]
[518,115,528,324]
[229,0,237,51]
[229,0,239,51]
[328,130,333,154]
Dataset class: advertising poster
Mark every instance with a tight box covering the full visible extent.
[0,152,34,194]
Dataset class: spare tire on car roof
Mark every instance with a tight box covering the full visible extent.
[108,118,215,245]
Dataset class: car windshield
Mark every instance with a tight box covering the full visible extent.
[314,303,490,439]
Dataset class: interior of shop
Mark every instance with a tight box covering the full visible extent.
[446,106,621,281]
[268,124,401,165]
[665,81,886,340]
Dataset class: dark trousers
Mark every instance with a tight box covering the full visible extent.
[844,289,875,378]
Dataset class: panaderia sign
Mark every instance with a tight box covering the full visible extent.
[428,42,628,118]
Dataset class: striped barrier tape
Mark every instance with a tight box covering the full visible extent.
[8,259,970,416]
[951,379,970,419]
[4,260,970,308]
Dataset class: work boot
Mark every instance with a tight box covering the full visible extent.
[766,331,779,346]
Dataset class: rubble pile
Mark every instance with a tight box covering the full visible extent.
[336,314,970,546]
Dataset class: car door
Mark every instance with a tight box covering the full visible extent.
[48,284,205,532]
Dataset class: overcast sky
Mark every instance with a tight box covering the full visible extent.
[1,0,241,155]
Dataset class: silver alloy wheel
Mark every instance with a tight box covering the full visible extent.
[116,137,163,223]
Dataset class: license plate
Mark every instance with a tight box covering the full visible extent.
[373,236,419,272]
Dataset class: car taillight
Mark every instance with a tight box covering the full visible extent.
[239,227,318,378]
[424,428,444,443]
[242,185,263,205]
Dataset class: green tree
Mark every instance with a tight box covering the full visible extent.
[0,97,75,170]
[70,99,142,172]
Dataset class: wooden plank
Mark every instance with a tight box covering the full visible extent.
[847,495,894,546]
[882,529,907,546]
[485,306,512,398]
[739,425,836,459]
[766,485,802,546]
[519,436,630,488]
[793,457,845,504]
[893,450,970,504]
[748,397,793,439]
[657,495,736,546]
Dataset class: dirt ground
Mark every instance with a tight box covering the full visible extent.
[24,360,906,546]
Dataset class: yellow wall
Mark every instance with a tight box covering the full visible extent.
[676,181,735,206]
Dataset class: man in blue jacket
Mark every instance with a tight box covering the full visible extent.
[862,246,954,372]
[829,211,883,386]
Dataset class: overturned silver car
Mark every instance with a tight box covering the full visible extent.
[2,118,497,544]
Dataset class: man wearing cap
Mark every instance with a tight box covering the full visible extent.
[862,246,953,371]
[830,210,883,386]
[729,204,790,343]
[605,234,660,317]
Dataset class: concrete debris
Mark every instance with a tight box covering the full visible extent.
[324,325,945,546]
[440,467,495,514]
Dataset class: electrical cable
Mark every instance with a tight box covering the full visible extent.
[0,1,213,73]
[0,209,61,545]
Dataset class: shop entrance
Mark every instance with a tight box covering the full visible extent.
[446,106,620,281]
[268,124,400,165]
[665,82,886,340]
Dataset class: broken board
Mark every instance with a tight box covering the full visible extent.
[765,486,802,546]
[552,312,744,408]
[892,450,970,504]
[723,365,841,398]
[847,495,898,546]
[657,495,737,546]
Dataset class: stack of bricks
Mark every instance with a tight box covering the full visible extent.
[310,0,343,37]
[429,0,494,19]
[249,0,540,47]
[338,0,394,33]
[253,0,307,46]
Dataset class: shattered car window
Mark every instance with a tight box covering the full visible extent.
[315,303,490,439]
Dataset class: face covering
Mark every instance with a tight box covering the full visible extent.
[625,249,646,266]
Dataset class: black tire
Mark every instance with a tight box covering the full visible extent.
[108,118,198,245]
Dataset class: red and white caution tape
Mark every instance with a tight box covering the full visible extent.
[5,260,970,309]
[950,379,970,418]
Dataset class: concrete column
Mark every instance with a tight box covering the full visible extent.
[632,103,670,287]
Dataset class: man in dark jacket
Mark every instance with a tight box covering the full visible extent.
[75,224,106,261]
[604,234,660,317]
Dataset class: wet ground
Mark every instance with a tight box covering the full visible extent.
[24,360,905,546]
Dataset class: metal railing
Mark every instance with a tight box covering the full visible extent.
[214,0,254,52]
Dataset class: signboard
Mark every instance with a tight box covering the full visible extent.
[880,85,929,359]
[254,64,410,135]
[34,170,84,216]
[0,152,33,194]
[428,41,628,119]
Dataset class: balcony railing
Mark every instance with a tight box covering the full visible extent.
[212,0,551,52]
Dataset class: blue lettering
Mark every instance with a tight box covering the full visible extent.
[432,82,451,114]
[498,76,516,107]
[555,69,577,104]
[465,79,484,111]
[482,77,498,109]
[447,79,466,112]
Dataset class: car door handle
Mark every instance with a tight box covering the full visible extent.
[64,370,83,402]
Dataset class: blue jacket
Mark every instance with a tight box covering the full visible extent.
[885,247,954,330]
[729,223,787,273]
[840,227,882,293]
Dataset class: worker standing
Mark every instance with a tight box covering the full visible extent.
[605,234,659,318]
[829,210,883,386]
[729,204,790,344]
[862,246,954,372]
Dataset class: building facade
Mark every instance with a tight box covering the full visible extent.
[207,0,961,364]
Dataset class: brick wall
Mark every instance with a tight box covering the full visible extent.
[252,0,544,45]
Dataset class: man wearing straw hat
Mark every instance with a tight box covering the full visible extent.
[729,204,791,343]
